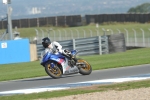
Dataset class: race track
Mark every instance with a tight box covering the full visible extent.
[0,64,150,96]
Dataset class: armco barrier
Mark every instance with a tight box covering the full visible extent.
[36,36,109,58]
[0,39,30,64]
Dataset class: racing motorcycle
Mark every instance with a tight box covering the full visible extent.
[40,50,92,79]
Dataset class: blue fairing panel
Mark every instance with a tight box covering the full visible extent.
[41,52,65,65]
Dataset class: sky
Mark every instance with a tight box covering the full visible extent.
[0,0,150,19]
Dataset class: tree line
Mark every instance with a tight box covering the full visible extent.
[128,3,150,13]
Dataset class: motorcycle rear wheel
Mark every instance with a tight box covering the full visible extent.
[77,58,92,75]
[45,62,62,79]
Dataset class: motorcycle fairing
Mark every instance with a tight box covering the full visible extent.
[41,52,65,64]
[41,52,79,74]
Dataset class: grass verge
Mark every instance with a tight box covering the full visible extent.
[0,79,150,100]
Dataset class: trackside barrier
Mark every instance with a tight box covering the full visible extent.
[0,39,30,64]
[36,36,109,58]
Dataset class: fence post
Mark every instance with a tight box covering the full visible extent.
[73,39,76,50]
[124,28,129,46]
[132,29,137,47]
[34,29,39,42]
[98,36,102,55]
[140,28,145,47]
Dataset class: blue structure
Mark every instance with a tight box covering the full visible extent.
[0,39,30,64]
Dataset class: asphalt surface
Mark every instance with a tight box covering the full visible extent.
[0,64,150,92]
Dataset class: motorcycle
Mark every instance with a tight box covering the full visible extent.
[40,50,92,79]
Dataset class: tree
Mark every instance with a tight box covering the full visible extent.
[127,3,150,13]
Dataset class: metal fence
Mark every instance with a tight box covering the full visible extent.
[34,27,150,48]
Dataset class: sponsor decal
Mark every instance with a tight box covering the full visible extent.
[1,42,7,48]
[58,58,64,64]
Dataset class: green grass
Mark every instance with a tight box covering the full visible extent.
[0,79,150,100]
[82,47,150,70]
[0,61,47,81]
[0,48,150,82]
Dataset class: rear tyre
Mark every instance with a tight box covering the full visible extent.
[77,58,92,75]
[45,62,62,79]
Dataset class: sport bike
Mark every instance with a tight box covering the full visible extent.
[40,50,92,79]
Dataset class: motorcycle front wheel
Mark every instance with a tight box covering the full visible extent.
[77,58,92,75]
[45,62,62,79]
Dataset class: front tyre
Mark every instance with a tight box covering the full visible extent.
[45,62,62,79]
[77,58,92,75]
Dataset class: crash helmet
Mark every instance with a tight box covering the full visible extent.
[42,37,51,48]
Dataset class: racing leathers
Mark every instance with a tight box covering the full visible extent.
[42,41,71,57]
[48,41,63,54]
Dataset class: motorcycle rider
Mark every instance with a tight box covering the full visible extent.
[41,37,71,59]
